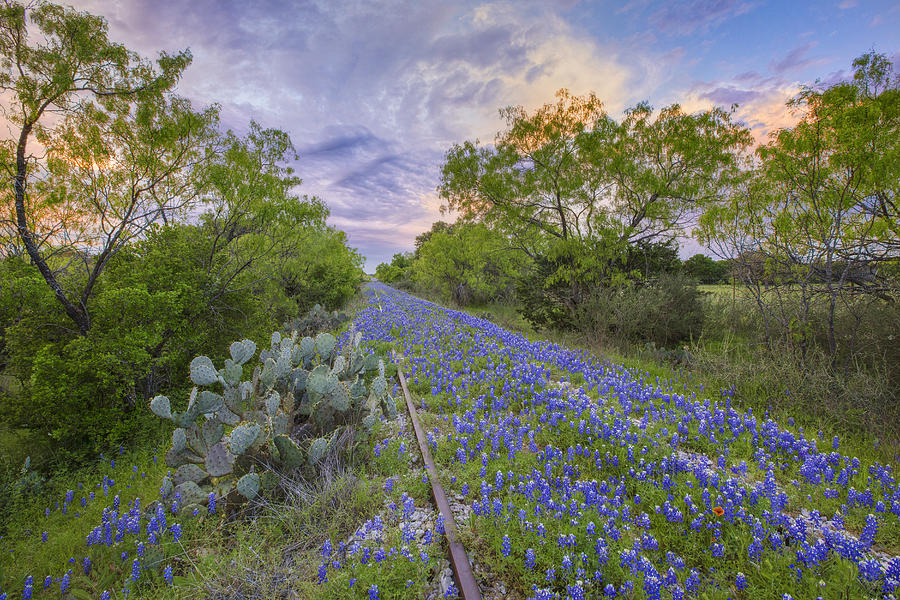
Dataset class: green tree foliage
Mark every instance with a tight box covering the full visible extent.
[439,89,750,327]
[575,273,705,348]
[413,221,453,256]
[699,51,900,368]
[374,252,413,284]
[411,222,525,305]
[515,237,683,329]
[1,214,362,457]
[0,0,218,334]
[0,2,364,459]
[682,253,729,284]
[198,121,363,316]
[623,239,681,280]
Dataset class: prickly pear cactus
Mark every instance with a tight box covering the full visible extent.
[151,325,395,512]
[286,304,350,337]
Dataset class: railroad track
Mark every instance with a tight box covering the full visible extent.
[396,360,483,600]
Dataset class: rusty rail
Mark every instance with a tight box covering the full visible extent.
[396,362,482,600]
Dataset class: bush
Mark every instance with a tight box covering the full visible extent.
[0,219,364,462]
[682,254,730,284]
[693,341,899,442]
[574,273,705,348]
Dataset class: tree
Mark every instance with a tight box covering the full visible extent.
[623,239,681,279]
[439,89,606,258]
[439,89,751,326]
[374,252,413,284]
[196,121,360,316]
[414,221,453,256]
[577,101,752,244]
[699,51,900,368]
[411,222,525,305]
[0,0,217,334]
[682,253,728,284]
[440,89,751,253]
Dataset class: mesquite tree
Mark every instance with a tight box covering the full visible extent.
[699,52,899,369]
[0,0,218,334]
[439,88,751,325]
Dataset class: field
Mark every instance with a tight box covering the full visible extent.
[2,283,898,599]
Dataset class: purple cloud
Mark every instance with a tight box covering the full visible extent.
[46,0,892,270]
[700,86,761,106]
[769,43,819,74]
[649,0,757,36]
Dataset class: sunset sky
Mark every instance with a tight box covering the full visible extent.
[60,0,899,270]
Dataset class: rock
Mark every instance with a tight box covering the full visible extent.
[439,567,455,596]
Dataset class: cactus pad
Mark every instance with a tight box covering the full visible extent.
[382,395,398,420]
[331,355,346,376]
[306,365,333,402]
[160,475,174,498]
[173,464,208,486]
[371,375,387,398]
[174,481,207,506]
[307,437,328,466]
[300,336,315,358]
[202,419,225,447]
[328,384,350,412]
[363,354,380,371]
[205,441,235,477]
[172,428,187,454]
[154,324,398,511]
[264,391,280,417]
[229,422,261,456]
[236,472,260,499]
[190,356,220,386]
[260,358,277,389]
[196,390,224,414]
[229,339,257,365]
[273,413,291,436]
[150,395,172,420]
[215,405,240,426]
[223,359,242,385]
[315,332,336,359]
[349,376,367,400]
[274,435,305,469]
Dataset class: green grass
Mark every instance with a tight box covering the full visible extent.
[1,446,172,596]
[3,285,896,599]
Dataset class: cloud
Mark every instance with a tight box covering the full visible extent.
[648,0,758,36]
[682,72,802,143]
[56,0,636,269]
[26,0,872,271]
[698,86,762,106]
[769,42,821,74]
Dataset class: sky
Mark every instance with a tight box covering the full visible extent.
[53,0,900,270]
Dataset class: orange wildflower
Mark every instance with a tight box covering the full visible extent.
[713,506,725,516]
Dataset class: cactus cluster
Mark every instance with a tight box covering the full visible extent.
[149,327,397,513]
[285,304,350,337]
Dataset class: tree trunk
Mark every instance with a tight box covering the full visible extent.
[14,121,91,335]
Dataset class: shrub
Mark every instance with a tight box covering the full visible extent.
[574,273,705,348]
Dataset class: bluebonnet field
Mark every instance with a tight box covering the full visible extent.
[317,284,900,599]
[3,283,899,599]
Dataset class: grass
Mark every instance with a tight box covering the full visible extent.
[0,446,173,597]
